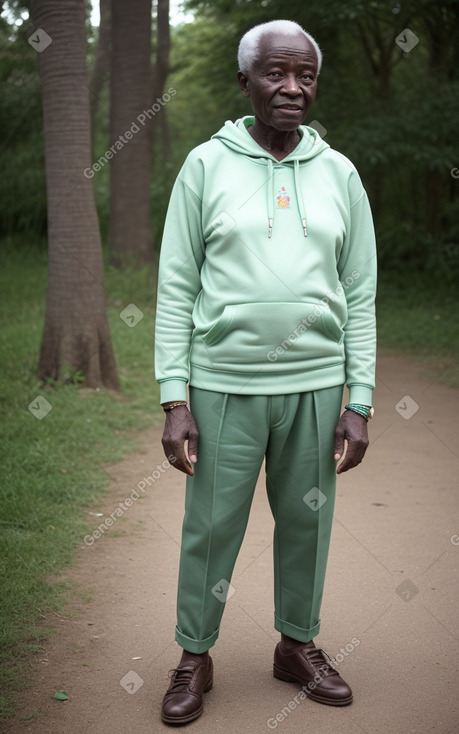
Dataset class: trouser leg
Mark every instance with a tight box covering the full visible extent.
[175,388,269,653]
[265,385,343,642]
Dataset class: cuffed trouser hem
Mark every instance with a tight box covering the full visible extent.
[274,613,321,643]
[175,625,219,654]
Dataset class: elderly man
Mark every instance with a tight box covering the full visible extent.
[155,19,376,725]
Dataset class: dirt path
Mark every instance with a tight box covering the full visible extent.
[5,353,459,734]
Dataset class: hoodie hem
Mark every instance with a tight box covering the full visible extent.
[189,363,346,396]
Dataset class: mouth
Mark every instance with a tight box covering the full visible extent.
[275,105,303,112]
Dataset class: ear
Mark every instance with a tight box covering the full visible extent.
[237,70,250,98]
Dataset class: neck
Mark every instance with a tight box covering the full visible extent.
[247,120,300,161]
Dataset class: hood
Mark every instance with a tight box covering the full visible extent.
[212,115,329,161]
[212,116,330,238]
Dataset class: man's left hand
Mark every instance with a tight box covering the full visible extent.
[334,410,369,474]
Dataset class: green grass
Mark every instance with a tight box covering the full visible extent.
[376,270,459,387]
[0,242,161,718]
[0,243,458,718]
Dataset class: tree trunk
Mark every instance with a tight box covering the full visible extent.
[151,0,171,158]
[30,0,119,390]
[89,0,111,139]
[109,0,153,265]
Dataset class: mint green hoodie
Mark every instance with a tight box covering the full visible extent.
[155,116,376,404]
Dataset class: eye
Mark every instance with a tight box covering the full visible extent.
[267,71,282,78]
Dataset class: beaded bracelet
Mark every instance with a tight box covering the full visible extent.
[345,403,372,420]
[162,401,188,412]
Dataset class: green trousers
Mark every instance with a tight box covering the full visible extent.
[175,384,344,653]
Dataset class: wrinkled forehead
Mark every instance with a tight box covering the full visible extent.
[255,31,318,68]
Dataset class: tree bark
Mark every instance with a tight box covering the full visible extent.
[89,0,111,138]
[109,0,153,265]
[30,0,119,389]
[151,0,171,158]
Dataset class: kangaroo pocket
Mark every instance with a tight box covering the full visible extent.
[193,301,344,371]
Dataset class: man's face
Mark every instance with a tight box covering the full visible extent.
[238,31,318,132]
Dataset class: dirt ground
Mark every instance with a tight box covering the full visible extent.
[4,353,459,734]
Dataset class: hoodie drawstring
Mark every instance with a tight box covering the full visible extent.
[294,159,308,237]
[267,158,308,239]
[267,158,274,239]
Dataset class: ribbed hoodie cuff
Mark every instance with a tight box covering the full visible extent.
[348,384,373,406]
[159,378,188,404]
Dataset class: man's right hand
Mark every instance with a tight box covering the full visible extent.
[161,405,199,476]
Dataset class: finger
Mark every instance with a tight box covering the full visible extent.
[163,440,194,476]
[337,455,352,474]
[187,429,199,464]
[173,453,194,476]
[334,427,345,461]
[337,440,366,473]
[336,439,348,473]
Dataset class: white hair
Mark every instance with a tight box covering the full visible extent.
[237,20,322,75]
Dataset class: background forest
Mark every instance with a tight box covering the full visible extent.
[0,0,458,718]
[2,0,459,273]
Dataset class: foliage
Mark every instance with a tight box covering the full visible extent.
[0,11,47,237]
[1,0,458,275]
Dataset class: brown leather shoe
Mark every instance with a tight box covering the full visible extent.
[161,656,213,725]
[273,640,353,706]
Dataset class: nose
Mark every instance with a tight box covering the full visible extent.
[281,73,301,96]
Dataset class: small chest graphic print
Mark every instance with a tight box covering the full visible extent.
[277,187,291,209]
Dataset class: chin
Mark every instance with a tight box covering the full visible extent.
[272,120,304,132]
[269,112,308,131]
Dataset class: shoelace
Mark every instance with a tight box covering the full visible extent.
[302,647,339,677]
[166,666,197,694]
